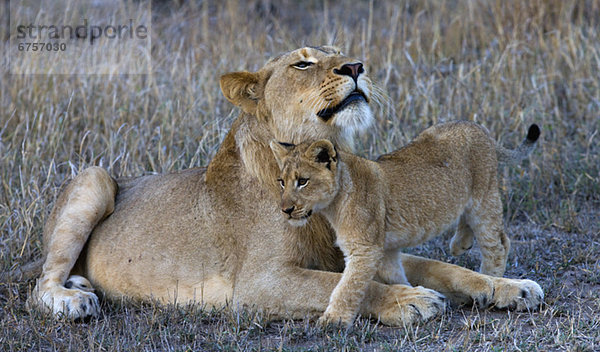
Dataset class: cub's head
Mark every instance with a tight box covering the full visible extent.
[220,46,374,150]
[269,139,339,226]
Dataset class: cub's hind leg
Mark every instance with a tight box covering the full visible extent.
[466,192,510,277]
[449,214,475,256]
[27,167,117,319]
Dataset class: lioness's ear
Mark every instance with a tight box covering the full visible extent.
[269,140,294,169]
[306,140,337,170]
[220,71,267,115]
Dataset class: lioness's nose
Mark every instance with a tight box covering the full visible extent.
[334,62,364,82]
[282,206,295,215]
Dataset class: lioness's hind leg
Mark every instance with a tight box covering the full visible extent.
[449,215,475,256]
[28,167,117,319]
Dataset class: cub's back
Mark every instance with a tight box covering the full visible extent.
[373,121,499,243]
[376,121,497,183]
[377,121,494,164]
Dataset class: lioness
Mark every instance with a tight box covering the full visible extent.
[28,46,543,326]
[270,122,540,326]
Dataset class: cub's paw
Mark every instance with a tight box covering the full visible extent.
[378,286,446,326]
[28,276,100,320]
[449,232,474,256]
[317,311,354,330]
[64,275,95,293]
[491,278,544,311]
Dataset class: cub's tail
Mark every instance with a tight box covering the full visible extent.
[496,124,540,163]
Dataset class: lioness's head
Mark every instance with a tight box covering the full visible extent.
[269,139,339,226]
[220,46,374,150]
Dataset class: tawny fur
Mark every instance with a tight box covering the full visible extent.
[270,122,539,326]
[28,46,543,326]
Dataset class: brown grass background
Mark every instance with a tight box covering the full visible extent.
[1,0,599,350]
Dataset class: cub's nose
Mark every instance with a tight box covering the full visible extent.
[282,206,295,215]
[334,62,364,82]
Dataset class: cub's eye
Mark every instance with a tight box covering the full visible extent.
[292,61,314,70]
[278,179,285,189]
[297,178,309,187]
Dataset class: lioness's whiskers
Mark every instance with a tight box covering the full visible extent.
[304,91,322,113]
[370,84,394,115]
[300,90,319,112]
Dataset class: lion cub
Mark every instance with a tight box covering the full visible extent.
[270,121,540,327]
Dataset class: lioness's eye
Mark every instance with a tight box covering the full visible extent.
[292,61,314,70]
[297,178,309,187]
[278,179,285,189]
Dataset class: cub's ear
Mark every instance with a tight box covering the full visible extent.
[220,71,268,115]
[269,140,294,169]
[306,139,337,170]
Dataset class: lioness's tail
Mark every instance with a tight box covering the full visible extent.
[496,124,540,163]
[0,258,43,282]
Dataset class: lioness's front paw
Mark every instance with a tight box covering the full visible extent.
[492,278,544,311]
[378,286,446,326]
[29,277,100,320]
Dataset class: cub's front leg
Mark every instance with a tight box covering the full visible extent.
[375,249,410,285]
[319,242,383,328]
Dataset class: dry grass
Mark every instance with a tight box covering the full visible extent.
[1,0,599,350]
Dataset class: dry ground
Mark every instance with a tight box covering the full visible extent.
[1,0,599,351]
